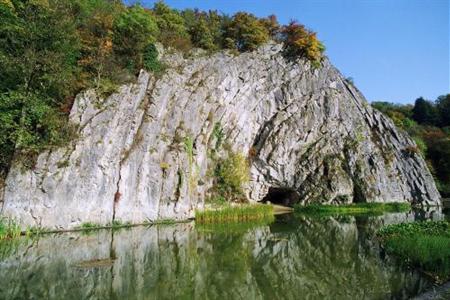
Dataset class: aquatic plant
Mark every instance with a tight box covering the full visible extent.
[377,221,450,282]
[294,202,411,216]
[195,204,274,224]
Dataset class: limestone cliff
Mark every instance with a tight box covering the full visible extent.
[0,43,441,229]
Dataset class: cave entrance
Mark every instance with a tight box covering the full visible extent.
[262,187,300,207]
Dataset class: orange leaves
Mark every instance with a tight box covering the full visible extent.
[282,21,325,67]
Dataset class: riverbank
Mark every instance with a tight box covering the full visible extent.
[294,202,411,216]
[377,221,450,283]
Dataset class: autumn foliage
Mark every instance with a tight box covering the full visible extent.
[282,21,326,67]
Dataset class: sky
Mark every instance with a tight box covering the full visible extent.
[126,0,449,104]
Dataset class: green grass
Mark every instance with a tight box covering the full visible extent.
[79,222,101,230]
[294,202,411,216]
[0,218,21,240]
[195,204,274,224]
[377,221,450,282]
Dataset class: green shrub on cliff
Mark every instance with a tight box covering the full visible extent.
[214,152,250,200]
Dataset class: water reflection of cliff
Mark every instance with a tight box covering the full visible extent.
[0,210,444,300]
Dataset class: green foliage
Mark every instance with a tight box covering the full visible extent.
[436,94,450,127]
[0,91,76,174]
[79,222,100,230]
[113,4,159,71]
[412,97,439,125]
[195,204,274,224]
[0,217,21,240]
[225,12,269,52]
[294,202,411,217]
[153,1,191,51]
[182,9,217,51]
[215,152,250,198]
[377,221,450,282]
[143,43,162,72]
[282,21,325,67]
[212,122,224,150]
[184,135,194,165]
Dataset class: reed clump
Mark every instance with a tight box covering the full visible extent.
[196,204,274,224]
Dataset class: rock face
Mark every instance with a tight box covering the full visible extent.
[0,43,441,229]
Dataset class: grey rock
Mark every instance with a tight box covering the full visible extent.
[0,42,441,229]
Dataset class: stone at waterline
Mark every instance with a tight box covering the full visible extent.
[0,42,441,229]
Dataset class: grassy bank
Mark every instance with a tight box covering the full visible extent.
[195,204,274,224]
[294,202,411,216]
[377,221,450,282]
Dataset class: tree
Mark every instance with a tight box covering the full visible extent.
[153,1,191,51]
[225,12,269,52]
[436,94,450,127]
[0,0,79,98]
[182,9,216,50]
[260,14,280,38]
[282,20,325,67]
[412,97,438,125]
[113,4,159,71]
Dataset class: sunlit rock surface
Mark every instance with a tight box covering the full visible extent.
[1,43,440,229]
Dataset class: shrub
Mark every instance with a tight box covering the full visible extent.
[282,21,325,67]
[216,152,250,197]
[143,43,162,72]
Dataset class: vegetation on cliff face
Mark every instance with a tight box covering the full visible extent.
[372,94,450,197]
[0,0,324,180]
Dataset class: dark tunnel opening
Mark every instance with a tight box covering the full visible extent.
[261,187,301,207]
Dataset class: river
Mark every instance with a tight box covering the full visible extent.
[0,209,448,299]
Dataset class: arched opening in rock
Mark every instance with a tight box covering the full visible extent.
[261,187,300,207]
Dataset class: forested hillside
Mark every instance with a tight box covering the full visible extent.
[372,95,450,197]
[0,0,325,180]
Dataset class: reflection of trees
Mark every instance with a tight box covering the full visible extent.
[0,213,437,299]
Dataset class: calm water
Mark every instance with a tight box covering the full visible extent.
[0,210,447,300]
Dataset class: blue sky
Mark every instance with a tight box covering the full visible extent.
[126,0,449,104]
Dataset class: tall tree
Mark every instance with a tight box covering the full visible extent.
[412,97,438,125]
[436,94,450,127]
[153,1,191,50]
[113,4,159,71]
[225,12,269,52]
